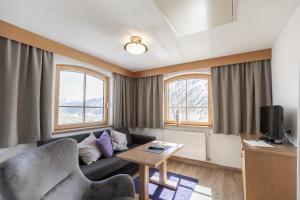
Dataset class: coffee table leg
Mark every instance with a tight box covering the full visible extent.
[159,160,167,183]
[139,164,149,200]
[150,160,178,190]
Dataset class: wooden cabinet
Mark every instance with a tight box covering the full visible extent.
[240,133,297,200]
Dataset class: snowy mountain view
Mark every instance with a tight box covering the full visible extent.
[58,98,104,125]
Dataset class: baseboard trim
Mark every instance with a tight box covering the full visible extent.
[170,156,241,173]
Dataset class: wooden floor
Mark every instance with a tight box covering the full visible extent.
[135,160,244,200]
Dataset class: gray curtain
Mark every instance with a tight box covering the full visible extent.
[136,75,163,128]
[0,37,53,148]
[211,59,272,135]
[113,73,163,128]
[113,74,137,128]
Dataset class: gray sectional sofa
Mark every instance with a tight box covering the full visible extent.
[37,127,155,181]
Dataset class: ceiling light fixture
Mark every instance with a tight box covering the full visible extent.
[124,36,148,55]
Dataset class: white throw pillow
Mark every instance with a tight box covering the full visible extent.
[78,133,102,165]
[110,129,129,151]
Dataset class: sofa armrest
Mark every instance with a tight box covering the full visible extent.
[88,174,135,200]
[132,134,156,144]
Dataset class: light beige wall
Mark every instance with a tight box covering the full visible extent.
[272,4,300,146]
[271,4,300,198]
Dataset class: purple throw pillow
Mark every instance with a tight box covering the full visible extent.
[96,131,113,158]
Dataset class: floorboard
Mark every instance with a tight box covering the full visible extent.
[134,160,244,200]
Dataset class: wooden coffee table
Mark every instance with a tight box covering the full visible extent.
[117,141,183,200]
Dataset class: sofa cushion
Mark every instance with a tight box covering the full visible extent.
[80,156,130,181]
[111,129,129,151]
[96,131,113,158]
[78,133,102,165]
[112,127,133,147]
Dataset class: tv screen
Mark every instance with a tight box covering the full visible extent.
[260,105,284,141]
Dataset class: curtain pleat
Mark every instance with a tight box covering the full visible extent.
[0,37,53,147]
[113,74,136,128]
[113,73,163,129]
[211,59,272,135]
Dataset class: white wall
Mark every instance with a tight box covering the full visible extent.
[298,75,300,199]
[271,4,300,198]
[272,4,300,146]
[207,130,241,168]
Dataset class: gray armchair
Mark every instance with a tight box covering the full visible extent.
[0,139,135,200]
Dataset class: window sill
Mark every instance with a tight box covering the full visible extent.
[163,124,212,132]
[53,125,111,135]
[164,123,213,128]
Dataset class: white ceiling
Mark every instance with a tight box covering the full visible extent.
[154,0,238,37]
[0,0,299,71]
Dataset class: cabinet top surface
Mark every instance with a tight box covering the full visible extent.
[240,133,296,157]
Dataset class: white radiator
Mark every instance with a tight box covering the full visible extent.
[164,130,207,161]
[130,128,208,161]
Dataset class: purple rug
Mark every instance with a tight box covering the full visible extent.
[133,168,198,200]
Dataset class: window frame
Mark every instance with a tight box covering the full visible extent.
[54,65,109,132]
[164,74,213,127]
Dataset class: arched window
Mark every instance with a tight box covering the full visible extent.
[164,74,212,126]
[54,65,109,131]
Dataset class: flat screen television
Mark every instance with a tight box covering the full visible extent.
[260,105,284,143]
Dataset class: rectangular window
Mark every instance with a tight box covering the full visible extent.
[54,65,108,131]
[164,74,212,126]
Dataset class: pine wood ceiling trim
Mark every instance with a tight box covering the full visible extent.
[0,20,134,77]
[134,48,272,77]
